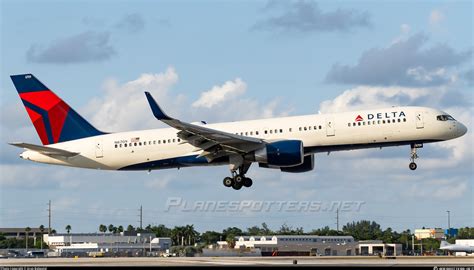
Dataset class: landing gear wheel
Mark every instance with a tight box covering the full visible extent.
[409,162,417,171]
[234,175,244,184]
[243,177,253,188]
[232,183,242,190]
[223,177,234,187]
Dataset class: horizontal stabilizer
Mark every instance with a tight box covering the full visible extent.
[9,142,79,157]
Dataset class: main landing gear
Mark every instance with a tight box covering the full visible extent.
[223,173,253,190]
[223,157,253,190]
[409,143,422,170]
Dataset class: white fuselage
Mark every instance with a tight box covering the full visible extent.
[19,106,467,171]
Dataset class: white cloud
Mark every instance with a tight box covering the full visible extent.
[400,24,411,34]
[83,67,181,132]
[429,9,445,26]
[192,78,247,109]
[318,86,432,113]
[406,178,468,200]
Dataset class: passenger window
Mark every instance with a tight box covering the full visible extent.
[309,126,312,130]
[353,123,356,126]
[289,128,292,132]
[178,139,181,142]
[270,130,273,134]
[304,127,307,131]
[367,122,371,125]
[358,122,361,126]
[129,143,132,147]
[153,140,156,144]
[299,127,302,131]
[373,121,376,125]
[314,126,317,130]
[382,120,386,124]
[168,139,171,143]
[378,120,381,124]
[250,131,253,135]
[144,142,146,145]
[403,118,406,122]
[119,144,122,147]
[172,139,175,143]
[256,131,259,135]
[348,123,351,127]
[363,122,365,125]
[274,129,278,133]
[264,130,267,134]
[134,143,137,146]
[398,119,401,123]
[279,129,283,133]
[124,144,127,147]
[115,145,118,148]
[245,132,248,136]
[319,125,322,129]
[139,142,142,146]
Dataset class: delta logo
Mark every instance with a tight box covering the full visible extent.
[354,111,406,122]
[355,115,363,122]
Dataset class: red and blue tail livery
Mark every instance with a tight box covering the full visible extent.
[10,74,104,145]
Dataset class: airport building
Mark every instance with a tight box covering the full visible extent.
[43,233,171,257]
[0,227,44,239]
[234,235,358,256]
[414,228,445,240]
[358,240,402,256]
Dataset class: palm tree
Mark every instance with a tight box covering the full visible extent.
[118,225,124,234]
[65,225,72,234]
[25,227,31,250]
[127,224,135,233]
[108,224,115,234]
[39,225,45,250]
[99,224,107,234]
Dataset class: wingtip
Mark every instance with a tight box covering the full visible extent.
[144,91,172,121]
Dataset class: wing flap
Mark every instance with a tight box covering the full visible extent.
[9,142,79,157]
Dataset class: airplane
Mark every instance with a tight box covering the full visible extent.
[439,240,474,254]
[9,74,468,190]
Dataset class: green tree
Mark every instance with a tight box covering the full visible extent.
[65,225,72,234]
[99,224,107,234]
[342,220,383,241]
[117,225,124,233]
[126,224,135,233]
[200,231,222,245]
[108,224,115,234]
[150,224,172,237]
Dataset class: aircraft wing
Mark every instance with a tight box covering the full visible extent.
[145,92,265,160]
[9,142,79,157]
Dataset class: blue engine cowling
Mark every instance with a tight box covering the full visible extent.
[254,140,304,167]
[280,154,314,173]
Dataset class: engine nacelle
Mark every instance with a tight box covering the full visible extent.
[280,154,314,173]
[254,140,304,167]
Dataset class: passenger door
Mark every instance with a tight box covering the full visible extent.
[416,112,424,129]
[326,118,335,136]
[95,140,104,158]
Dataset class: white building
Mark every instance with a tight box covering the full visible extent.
[44,233,171,256]
[358,240,402,256]
[234,235,357,256]
[414,228,445,240]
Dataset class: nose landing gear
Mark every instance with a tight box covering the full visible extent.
[409,143,422,170]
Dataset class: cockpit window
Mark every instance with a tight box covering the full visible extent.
[437,115,455,121]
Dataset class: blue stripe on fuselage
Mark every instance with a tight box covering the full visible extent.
[118,155,229,171]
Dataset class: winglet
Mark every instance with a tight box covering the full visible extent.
[145,91,173,120]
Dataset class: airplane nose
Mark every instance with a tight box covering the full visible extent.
[459,123,468,136]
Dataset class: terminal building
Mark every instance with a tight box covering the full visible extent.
[234,235,358,256]
[44,233,171,257]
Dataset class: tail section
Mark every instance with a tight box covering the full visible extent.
[10,74,104,145]
[440,240,450,248]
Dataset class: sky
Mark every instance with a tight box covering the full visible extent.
[0,0,473,234]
